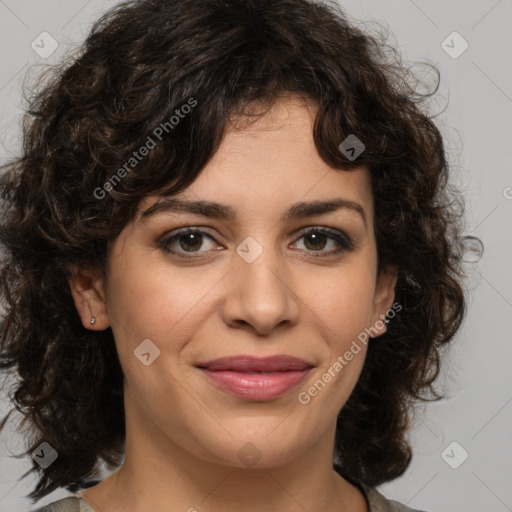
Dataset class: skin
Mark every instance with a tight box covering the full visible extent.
[68,95,396,512]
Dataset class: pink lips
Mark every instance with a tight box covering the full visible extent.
[196,355,313,401]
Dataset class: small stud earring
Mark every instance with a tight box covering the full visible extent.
[90,317,96,325]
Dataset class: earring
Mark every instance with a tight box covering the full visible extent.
[90,317,96,325]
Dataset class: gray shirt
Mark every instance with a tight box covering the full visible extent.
[32,483,427,512]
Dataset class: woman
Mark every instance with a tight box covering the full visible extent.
[0,0,478,511]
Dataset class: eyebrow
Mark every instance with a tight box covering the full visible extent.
[141,197,367,227]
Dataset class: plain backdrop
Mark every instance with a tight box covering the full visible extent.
[0,1,511,511]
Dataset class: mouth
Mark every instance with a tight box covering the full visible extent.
[195,355,314,401]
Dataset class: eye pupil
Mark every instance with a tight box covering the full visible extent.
[180,233,203,252]
[304,232,327,251]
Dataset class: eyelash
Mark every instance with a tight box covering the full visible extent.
[158,226,355,260]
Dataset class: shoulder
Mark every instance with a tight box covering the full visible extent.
[32,496,95,512]
[360,483,429,512]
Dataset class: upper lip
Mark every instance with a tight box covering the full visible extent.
[196,355,313,372]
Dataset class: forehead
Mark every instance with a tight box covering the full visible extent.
[138,96,373,224]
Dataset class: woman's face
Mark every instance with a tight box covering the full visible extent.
[71,96,396,469]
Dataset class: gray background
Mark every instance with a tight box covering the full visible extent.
[0,1,511,511]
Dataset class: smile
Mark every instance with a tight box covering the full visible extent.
[199,368,312,400]
[195,354,314,400]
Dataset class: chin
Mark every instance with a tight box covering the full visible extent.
[193,429,310,470]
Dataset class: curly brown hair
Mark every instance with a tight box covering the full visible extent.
[0,0,480,503]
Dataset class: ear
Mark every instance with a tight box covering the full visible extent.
[67,267,110,330]
[370,267,398,339]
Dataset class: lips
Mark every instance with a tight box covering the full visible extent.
[196,355,313,401]
[196,355,312,372]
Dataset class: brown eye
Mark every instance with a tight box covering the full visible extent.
[302,231,329,251]
[176,232,204,252]
[292,227,355,257]
[159,228,221,258]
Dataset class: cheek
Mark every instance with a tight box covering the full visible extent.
[298,259,375,405]
[106,253,212,339]
[306,262,377,338]
[297,273,374,423]
[104,251,228,387]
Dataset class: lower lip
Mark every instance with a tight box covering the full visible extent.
[199,368,311,400]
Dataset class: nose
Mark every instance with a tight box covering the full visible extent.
[221,243,300,336]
